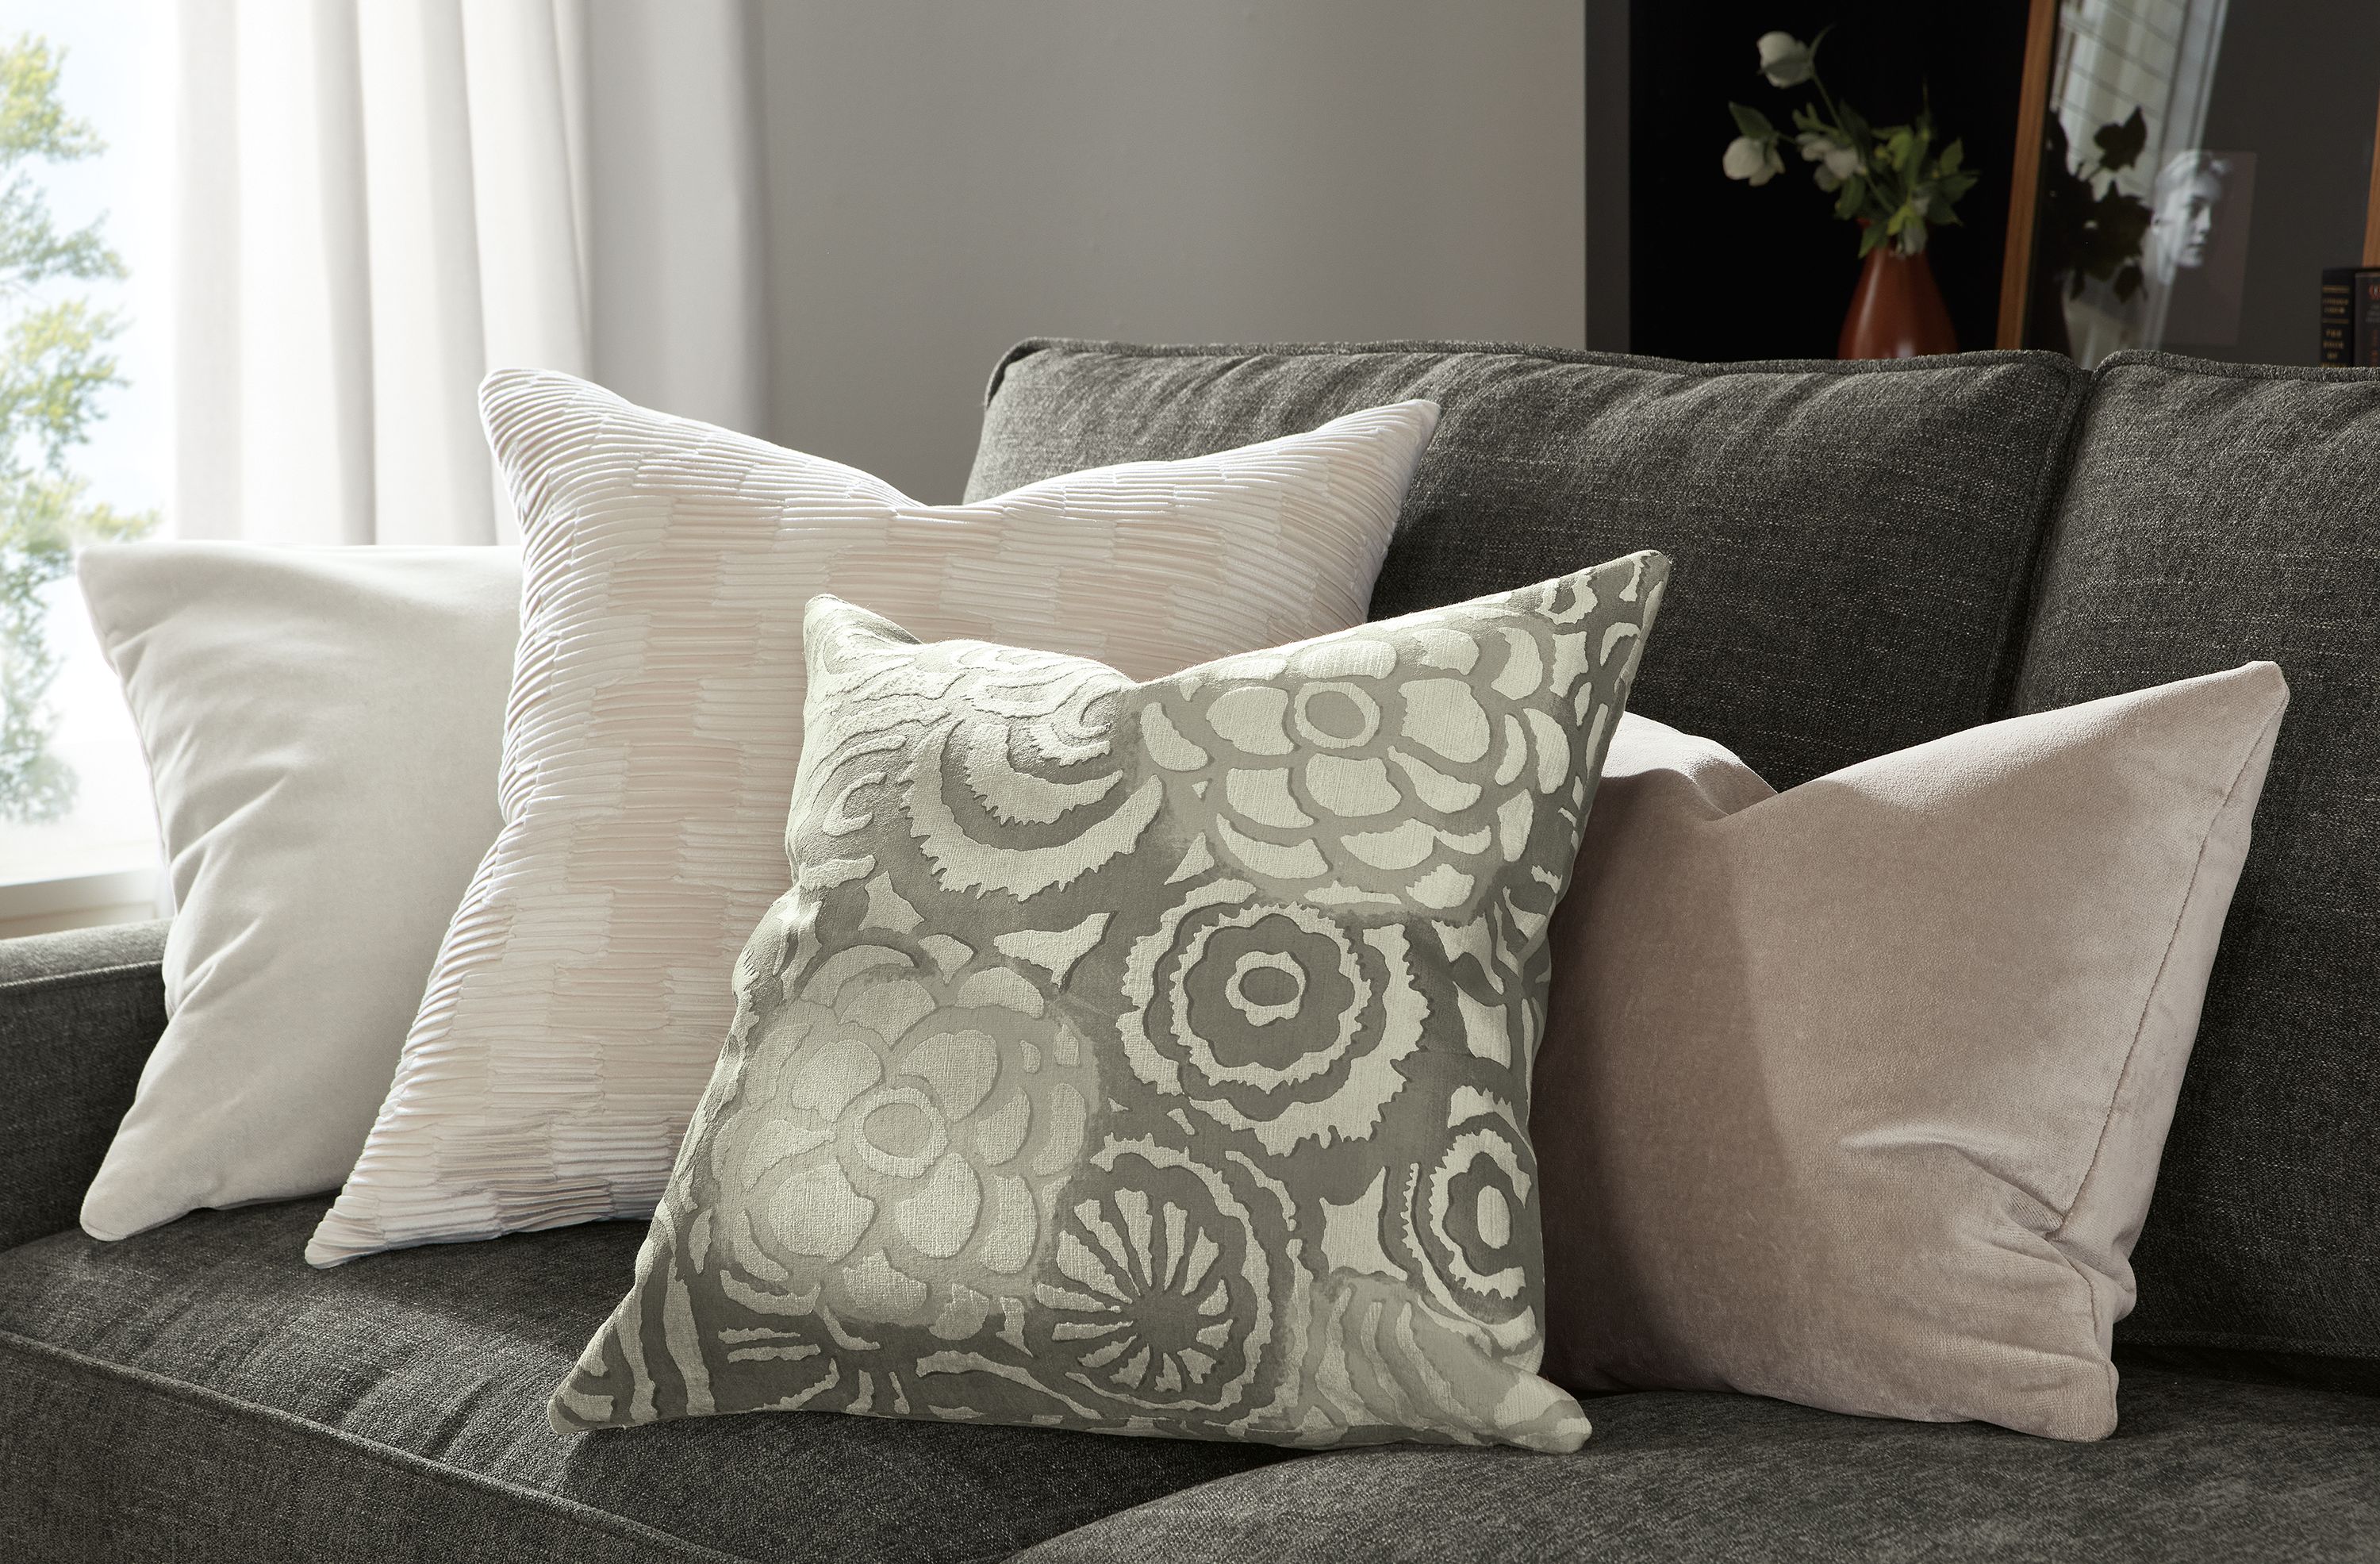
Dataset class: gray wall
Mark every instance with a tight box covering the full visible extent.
[758,2,1587,501]
[2188,0,2380,367]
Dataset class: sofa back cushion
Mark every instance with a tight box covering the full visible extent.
[967,340,2086,788]
[2014,353,2380,1374]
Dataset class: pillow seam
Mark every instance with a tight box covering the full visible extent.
[0,961,163,1002]
[2048,694,2286,1248]
[2040,691,2282,1415]
[981,336,2086,404]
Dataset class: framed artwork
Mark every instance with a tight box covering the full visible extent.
[1996,0,2380,366]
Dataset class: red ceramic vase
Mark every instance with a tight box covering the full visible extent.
[1837,244,1958,359]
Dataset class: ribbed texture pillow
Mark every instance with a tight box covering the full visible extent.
[309,371,1437,1266]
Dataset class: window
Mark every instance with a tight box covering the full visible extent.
[0,4,171,936]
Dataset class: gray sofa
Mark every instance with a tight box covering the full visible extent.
[5,340,2376,1562]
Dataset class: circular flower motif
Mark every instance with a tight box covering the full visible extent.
[1138,622,1576,914]
[1118,881,1422,1156]
[1401,1094,1539,1355]
[1031,1136,1276,1417]
[704,955,1092,1328]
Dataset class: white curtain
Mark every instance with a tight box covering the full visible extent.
[172,0,768,546]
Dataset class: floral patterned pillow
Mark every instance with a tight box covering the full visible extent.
[553,549,1668,1451]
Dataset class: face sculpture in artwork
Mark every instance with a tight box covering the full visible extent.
[2148,151,2230,288]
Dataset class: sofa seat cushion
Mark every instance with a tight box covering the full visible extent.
[0,1200,1280,1564]
[1012,1369,2380,1563]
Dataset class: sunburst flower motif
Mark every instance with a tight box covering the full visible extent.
[1033,1137,1275,1419]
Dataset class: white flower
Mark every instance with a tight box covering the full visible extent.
[1798,131,1863,191]
[1756,32,1814,87]
[1723,135,1784,186]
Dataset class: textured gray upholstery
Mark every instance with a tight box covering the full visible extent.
[966,339,2088,789]
[0,920,167,1251]
[10,1201,2374,1564]
[0,1198,1280,1564]
[2014,355,2380,1374]
[1012,1368,2380,1564]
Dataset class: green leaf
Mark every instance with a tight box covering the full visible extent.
[1858,221,1891,257]
[2095,107,2147,174]
[1729,102,1775,142]
[1936,138,1964,175]
[1832,173,1868,220]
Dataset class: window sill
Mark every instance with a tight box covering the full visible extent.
[0,866,163,940]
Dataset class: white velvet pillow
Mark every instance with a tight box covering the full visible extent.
[77,543,519,1240]
[309,371,1438,1265]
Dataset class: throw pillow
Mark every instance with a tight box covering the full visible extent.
[551,549,1668,1450]
[309,372,1439,1266]
[1533,663,2289,1441]
[75,542,520,1240]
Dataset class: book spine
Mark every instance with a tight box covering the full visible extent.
[2361,273,2380,367]
[2321,267,2357,364]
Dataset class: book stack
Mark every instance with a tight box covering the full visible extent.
[2320,267,2380,364]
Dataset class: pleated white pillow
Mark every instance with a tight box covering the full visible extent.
[309,370,1438,1265]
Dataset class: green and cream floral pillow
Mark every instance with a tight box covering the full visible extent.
[554,549,1669,1451]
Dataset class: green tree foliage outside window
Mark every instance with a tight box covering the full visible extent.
[0,35,153,824]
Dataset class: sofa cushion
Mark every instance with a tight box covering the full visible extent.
[1009,1366,2380,1563]
[2013,354,2380,1377]
[554,559,1661,1452]
[75,543,517,1245]
[1534,670,2286,1442]
[0,1200,1279,1563]
[965,340,2087,788]
[312,375,1438,1270]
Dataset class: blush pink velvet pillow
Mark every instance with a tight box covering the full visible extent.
[1533,663,2287,1440]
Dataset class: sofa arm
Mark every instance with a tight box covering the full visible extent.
[0,920,167,1251]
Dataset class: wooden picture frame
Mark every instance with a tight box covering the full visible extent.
[1995,0,2380,353]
